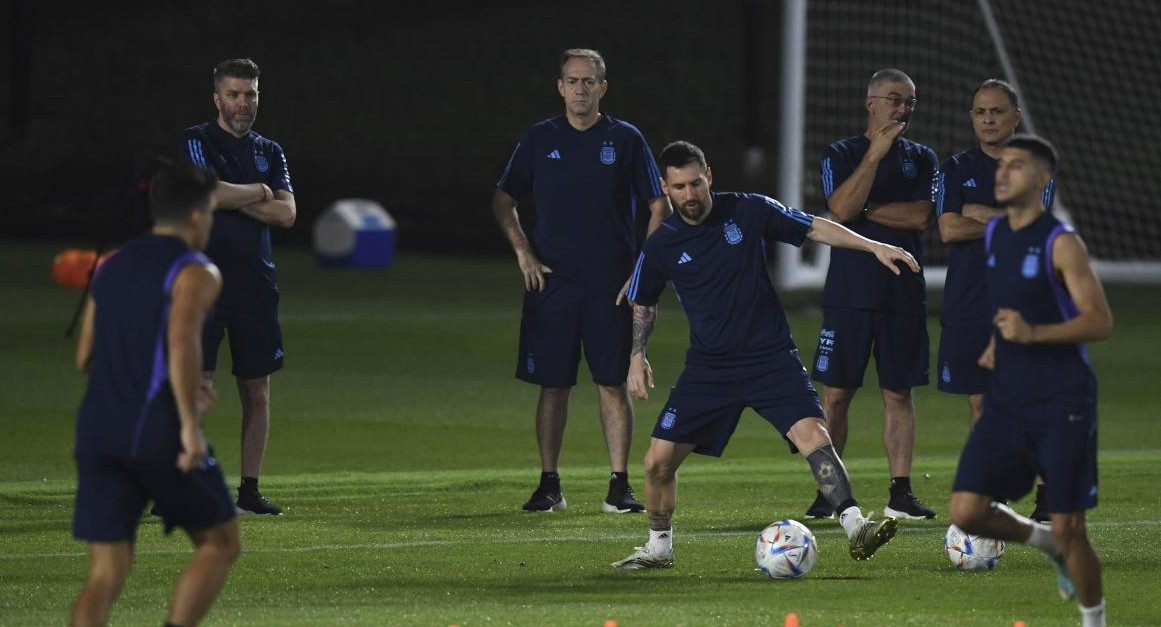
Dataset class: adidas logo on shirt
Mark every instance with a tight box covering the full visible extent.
[547,150,562,160]
[963,178,977,188]
[677,252,692,264]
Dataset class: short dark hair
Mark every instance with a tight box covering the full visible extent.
[1004,134,1059,172]
[974,78,1019,108]
[559,48,607,81]
[658,141,708,177]
[149,163,218,224]
[213,58,260,92]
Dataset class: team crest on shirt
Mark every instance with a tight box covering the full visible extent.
[723,220,743,245]
[816,355,829,372]
[600,141,616,165]
[941,363,951,383]
[254,148,270,173]
[902,157,917,179]
[1021,246,1041,279]
[660,408,678,430]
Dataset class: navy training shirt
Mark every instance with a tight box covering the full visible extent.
[180,121,292,303]
[497,114,664,295]
[819,135,937,312]
[627,192,814,369]
[937,145,1056,323]
[984,212,1096,427]
[75,234,213,461]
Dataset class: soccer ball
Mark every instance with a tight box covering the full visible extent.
[755,519,818,579]
[944,524,1005,571]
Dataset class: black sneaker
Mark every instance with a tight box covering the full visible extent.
[522,483,566,512]
[805,490,836,519]
[1030,485,1050,523]
[237,488,283,516]
[884,490,936,520]
[602,480,644,513]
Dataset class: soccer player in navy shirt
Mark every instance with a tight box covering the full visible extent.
[181,58,295,515]
[493,49,671,513]
[949,136,1111,627]
[71,164,240,627]
[611,141,914,569]
[936,79,1056,521]
[808,68,938,520]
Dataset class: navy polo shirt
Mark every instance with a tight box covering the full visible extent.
[497,114,664,295]
[937,146,1056,323]
[628,192,813,369]
[180,121,292,301]
[819,135,938,313]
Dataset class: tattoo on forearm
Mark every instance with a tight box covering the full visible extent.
[632,305,657,356]
[649,509,672,531]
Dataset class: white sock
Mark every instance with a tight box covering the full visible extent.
[648,528,672,553]
[1080,599,1106,627]
[995,501,1058,555]
[1025,521,1059,555]
[838,505,864,538]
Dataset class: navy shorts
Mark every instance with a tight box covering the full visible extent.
[203,290,285,379]
[74,448,237,542]
[937,320,991,394]
[515,277,631,387]
[652,350,823,457]
[810,307,929,390]
[953,403,1099,514]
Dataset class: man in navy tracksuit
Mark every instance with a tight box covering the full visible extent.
[181,58,296,515]
[493,49,671,513]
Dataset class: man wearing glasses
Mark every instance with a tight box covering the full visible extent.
[806,68,938,521]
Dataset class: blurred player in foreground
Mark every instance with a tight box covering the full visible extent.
[71,164,240,627]
[949,135,1110,627]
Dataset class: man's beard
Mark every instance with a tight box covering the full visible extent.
[679,200,706,222]
[225,112,254,134]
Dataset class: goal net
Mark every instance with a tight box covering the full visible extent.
[775,0,1161,288]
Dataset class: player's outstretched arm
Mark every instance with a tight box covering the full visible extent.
[239,190,296,228]
[492,187,552,292]
[977,334,996,370]
[807,215,920,275]
[75,296,96,374]
[645,195,673,238]
[994,233,1112,345]
[169,263,222,473]
[627,304,656,400]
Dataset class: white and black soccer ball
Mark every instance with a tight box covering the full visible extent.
[755,519,818,579]
[945,524,1005,571]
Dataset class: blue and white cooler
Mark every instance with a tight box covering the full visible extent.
[312,199,396,268]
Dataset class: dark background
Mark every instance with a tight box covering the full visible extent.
[3,0,1159,260]
[1,0,776,254]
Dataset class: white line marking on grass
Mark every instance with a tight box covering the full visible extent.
[4,519,1159,561]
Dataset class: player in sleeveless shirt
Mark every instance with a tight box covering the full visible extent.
[949,136,1111,627]
[71,164,240,627]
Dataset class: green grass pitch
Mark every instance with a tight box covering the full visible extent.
[2,241,1159,626]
